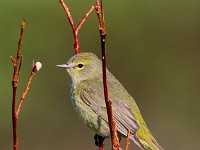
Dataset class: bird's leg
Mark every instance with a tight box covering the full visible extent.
[94,134,105,149]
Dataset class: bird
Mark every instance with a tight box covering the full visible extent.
[57,52,163,150]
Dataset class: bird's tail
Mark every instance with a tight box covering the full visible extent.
[130,122,163,150]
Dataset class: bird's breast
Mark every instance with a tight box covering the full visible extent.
[69,87,110,138]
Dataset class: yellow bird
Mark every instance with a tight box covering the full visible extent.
[57,52,163,150]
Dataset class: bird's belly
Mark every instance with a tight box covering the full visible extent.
[70,91,110,138]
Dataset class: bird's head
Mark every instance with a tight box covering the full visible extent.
[57,52,102,85]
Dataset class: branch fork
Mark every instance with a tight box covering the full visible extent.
[59,0,131,150]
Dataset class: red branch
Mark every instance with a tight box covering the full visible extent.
[11,18,25,150]
[95,1,121,150]
[99,147,104,150]
[16,61,38,115]
[59,0,95,54]
[59,0,122,149]
[11,19,41,150]
[125,130,131,150]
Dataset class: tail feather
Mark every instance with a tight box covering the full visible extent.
[130,123,164,150]
[130,135,146,150]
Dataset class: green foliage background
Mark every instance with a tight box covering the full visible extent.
[0,0,200,149]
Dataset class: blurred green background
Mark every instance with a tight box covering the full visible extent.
[1,0,200,149]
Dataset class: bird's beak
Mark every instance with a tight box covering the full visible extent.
[56,62,75,68]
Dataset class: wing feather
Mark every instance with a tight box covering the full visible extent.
[79,78,139,136]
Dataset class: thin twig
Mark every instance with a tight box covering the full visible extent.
[17,18,25,59]
[11,19,42,150]
[59,0,75,30]
[76,6,95,33]
[125,130,131,150]
[59,0,121,149]
[16,62,36,115]
[59,0,94,54]
[17,55,23,79]
[95,1,121,150]
[11,18,25,150]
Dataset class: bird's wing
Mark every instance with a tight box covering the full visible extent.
[79,78,139,136]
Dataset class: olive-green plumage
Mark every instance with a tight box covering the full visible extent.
[57,52,163,150]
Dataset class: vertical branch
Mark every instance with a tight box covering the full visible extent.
[125,130,131,150]
[59,0,78,54]
[59,0,75,30]
[95,1,121,150]
[11,19,42,150]
[11,18,25,150]
[59,0,94,54]
[59,1,123,149]
[17,18,25,59]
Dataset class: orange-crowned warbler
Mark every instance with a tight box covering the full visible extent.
[57,52,163,150]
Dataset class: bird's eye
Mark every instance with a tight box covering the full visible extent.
[77,64,84,68]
